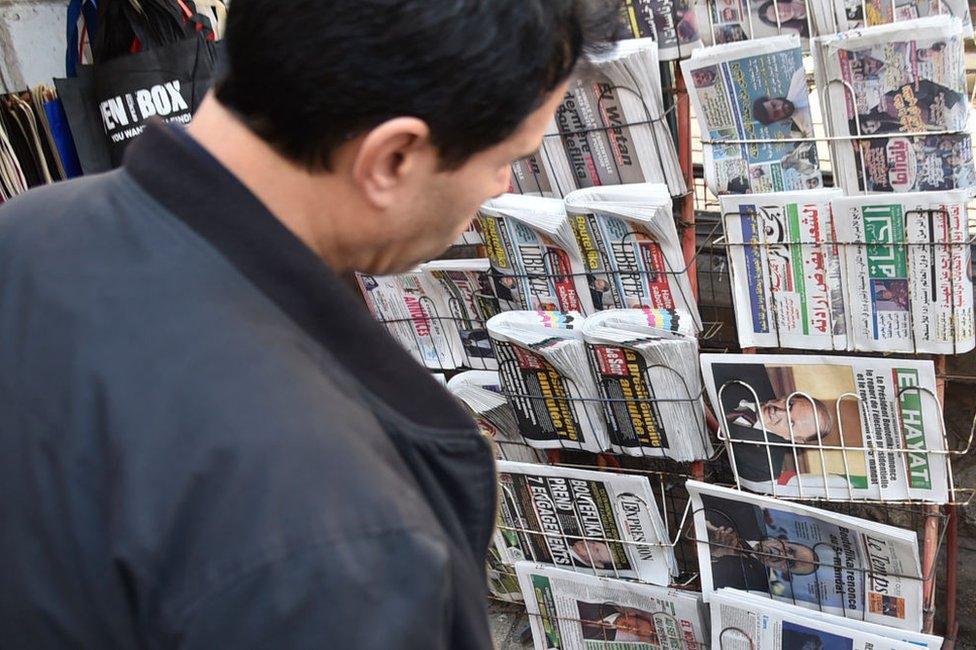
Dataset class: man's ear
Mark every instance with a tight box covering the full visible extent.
[352,117,432,209]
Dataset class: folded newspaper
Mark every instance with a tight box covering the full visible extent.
[478,194,595,314]
[446,370,545,464]
[617,0,704,60]
[688,481,924,631]
[833,191,974,354]
[719,188,848,350]
[517,563,709,650]
[809,0,973,37]
[511,149,564,198]
[544,39,687,197]
[700,353,950,502]
[682,35,823,195]
[487,311,610,453]
[814,16,975,193]
[582,309,712,461]
[495,461,678,584]
[566,183,702,329]
[696,0,813,47]
[711,588,943,650]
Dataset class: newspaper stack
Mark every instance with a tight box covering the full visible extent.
[516,563,709,650]
[808,0,973,37]
[565,183,702,330]
[477,194,595,314]
[688,481,925,631]
[446,370,545,464]
[617,0,704,60]
[711,589,943,649]
[719,188,848,350]
[544,39,687,198]
[487,311,609,453]
[582,309,712,461]
[814,16,975,193]
[495,461,678,584]
[696,0,813,47]
[682,35,823,195]
[700,353,951,502]
[833,191,974,354]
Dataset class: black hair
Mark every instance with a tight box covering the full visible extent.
[216,0,621,170]
[756,0,810,37]
[751,96,794,125]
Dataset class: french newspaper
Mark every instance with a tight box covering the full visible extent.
[688,481,924,631]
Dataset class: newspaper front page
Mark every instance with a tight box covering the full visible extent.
[619,0,704,60]
[700,353,950,502]
[517,563,708,650]
[688,481,924,631]
[495,461,677,585]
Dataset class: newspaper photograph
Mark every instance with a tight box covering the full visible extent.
[618,0,703,60]
[824,0,973,34]
[710,589,922,649]
[700,353,950,502]
[697,0,812,46]
[815,16,975,193]
[682,35,823,195]
[495,461,677,585]
[719,188,847,350]
[833,192,975,354]
[421,258,498,369]
[517,563,709,649]
[687,481,924,631]
[714,589,944,649]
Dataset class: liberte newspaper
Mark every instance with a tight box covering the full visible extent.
[495,461,677,585]
[700,353,950,502]
[719,188,847,350]
[710,589,931,649]
[712,589,944,650]
[681,35,823,195]
[833,191,975,354]
[517,563,709,650]
[688,481,924,631]
[815,16,975,193]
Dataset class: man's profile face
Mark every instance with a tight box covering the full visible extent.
[572,539,613,568]
[756,537,817,574]
[762,98,794,122]
[759,397,823,441]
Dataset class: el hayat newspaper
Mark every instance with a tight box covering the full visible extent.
[517,563,708,650]
[700,353,950,502]
[688,481,925,631]
[495,461,678,586]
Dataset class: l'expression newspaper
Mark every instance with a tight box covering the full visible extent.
[618,0,704,60]
[478,194,594,315]
[833,192,975,354]
[682,35,823,195]
[495,461,677,585]
[815,16,975,193]
[713,589,944,650]
[719,188,848,350]
[710,589,924,649]
[517,563,709,650]
[687,481,924,631]
[700,353,949,502]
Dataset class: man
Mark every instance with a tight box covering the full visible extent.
[756,0,810,37]
[570,538,617,570]
[752,68,812,136]
[0,1,619,647]
[578,602,660,643]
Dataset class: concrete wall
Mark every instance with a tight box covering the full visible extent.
[0,0,67,92]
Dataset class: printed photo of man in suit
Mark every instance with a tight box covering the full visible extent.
[576,602,660,643]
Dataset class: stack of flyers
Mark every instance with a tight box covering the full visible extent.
[719,188,848,350]
[814,16,975,193]
[544,39,687,198]
[688,481,925,631]
[697,0,813,47]
[487,311,609,453]
[495,461,678,584]
[582,309,712,461]
[477,194,594,314]
[682,35,824,195]
[517,563,709,650]
[447,370,545,464]
[616,0,704,60]
[566,183,701,330]
[833,191,974,353]
[809,0,973,37]
[700,353,950,502]
[711,589,942,649]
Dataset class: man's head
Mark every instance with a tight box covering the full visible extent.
[208,0,619,274]
[757,396,832,443]
[571,539,614,568]
[613,609,657,642]
[691,67,717,87]
[917,42,946,62]
[752,97,795,125]
[755,537,817,575]
[758,0,806,25]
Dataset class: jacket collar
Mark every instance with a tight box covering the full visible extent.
[123,121,474,431]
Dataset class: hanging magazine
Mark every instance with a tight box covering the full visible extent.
[688,481,925,631]
[682,35,823,195]
[495,461,678,585]
[700,353,950,502]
